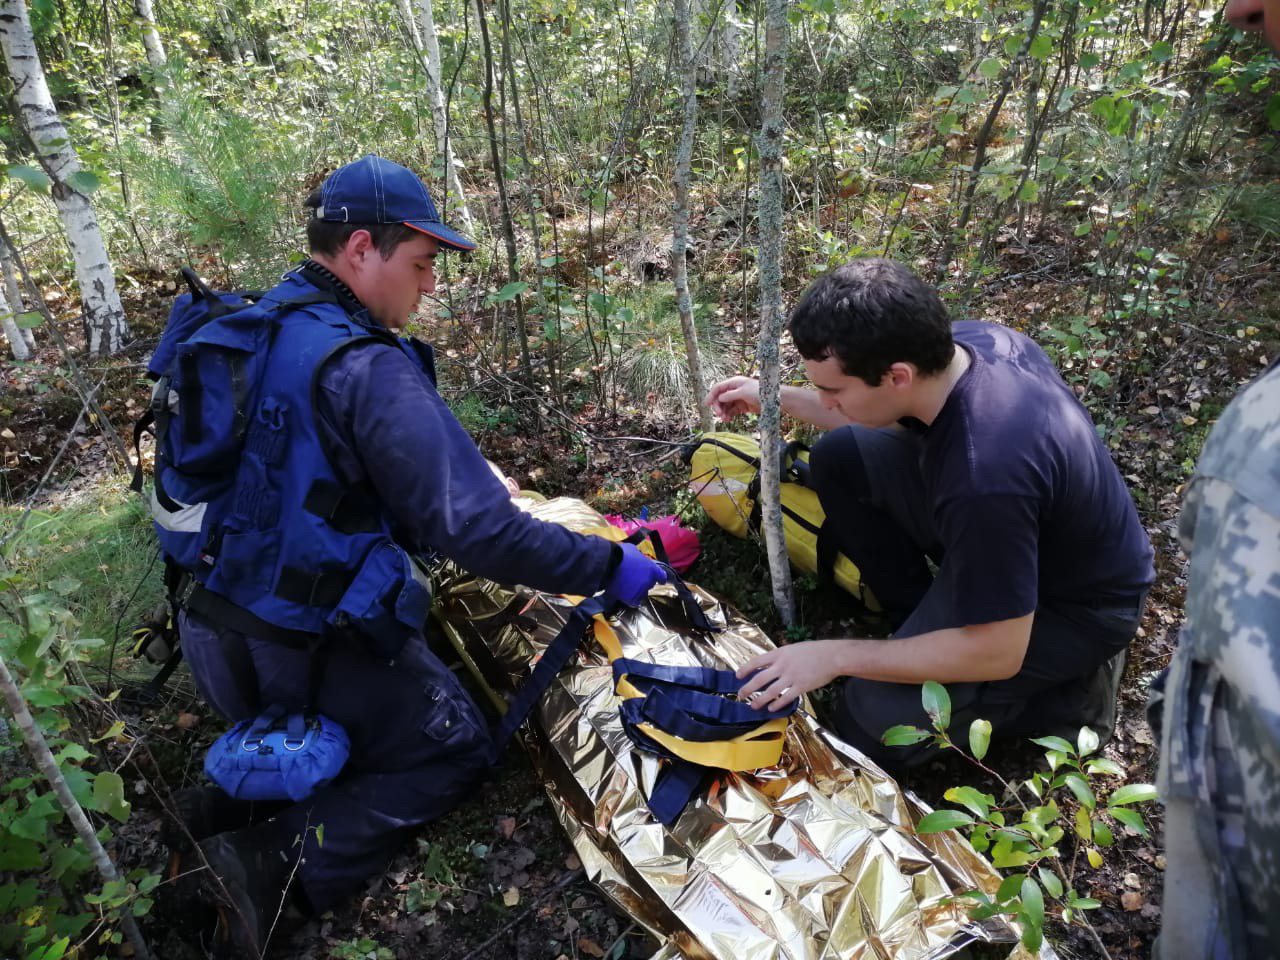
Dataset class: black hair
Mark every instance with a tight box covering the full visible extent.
[304,187,421,258]
[788,258,954,385]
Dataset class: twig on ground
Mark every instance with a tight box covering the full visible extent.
[457,868,585,960]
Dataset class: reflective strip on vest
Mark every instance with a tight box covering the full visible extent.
[151,486,206,532]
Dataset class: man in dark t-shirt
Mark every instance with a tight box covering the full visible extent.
[706,258,1153,768]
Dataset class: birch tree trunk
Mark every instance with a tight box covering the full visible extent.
[0,0,129,356]
[0,651,151,958]
[0,274,29,360]
[405,0,474,232]
[672,0,712,432]
[756,0,794,625]
[134,0,166,71]
[0,242,33,353]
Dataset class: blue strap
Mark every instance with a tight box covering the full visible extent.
[248,703,288,737]
[612,658,741,695]
[493,596,609,748]
[646,759,706,827]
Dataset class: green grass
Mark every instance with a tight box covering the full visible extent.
[1,484,164,656]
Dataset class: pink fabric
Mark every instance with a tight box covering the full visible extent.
[604,514,701,573]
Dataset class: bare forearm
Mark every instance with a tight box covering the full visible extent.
[780,385,851,430]
[831,624,1030,684]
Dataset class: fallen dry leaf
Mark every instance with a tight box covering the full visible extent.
[1121,890,1144,912]
[175,712,199,730]
[497,815,516,839]
[577,937,605,958]
[565,852,581,870]
[503,886,520,907]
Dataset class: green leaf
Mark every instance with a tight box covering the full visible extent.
[1030,735,1074,755]
[1094,821,1114,847]
[1020,874,1045,930]
[1029,35,1053,60]
[14,312,43,329]
[65,170,101,194]
[944,786,994,819]
[968,718,991,760]
[991,838,1035,869]
[1110,807,1150,837]
[1079,52,1101,70]
[1018,179,1040,203]
[494,281,529,303]
[915,809,974,834]
[922,681,951,731]
[996,872,1025,904]
[7,164,50,192]
[1037,866,1063,898]
[1085,758,1125,777]
[1063,773,1096,810]
[978,57,1003,80]
[1074,806,1092,841]
[1151,40,1175,62]
[1077,726,1100,756]
[1107,783,1157,806]
[315,823,324,847]
[881,724,931,746]
[1074,221,1092,237]
[92,772,131,824]
[1069,895,1102,909]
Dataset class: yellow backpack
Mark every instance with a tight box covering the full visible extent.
[686,433,880,612]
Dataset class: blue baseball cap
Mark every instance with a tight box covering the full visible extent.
[312,154,476,252]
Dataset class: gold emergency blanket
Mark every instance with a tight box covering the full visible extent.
[433,497,1052,960]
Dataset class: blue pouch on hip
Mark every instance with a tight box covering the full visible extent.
[205,704,350,802]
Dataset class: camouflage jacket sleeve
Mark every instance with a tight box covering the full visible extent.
[1158,361,1280,958]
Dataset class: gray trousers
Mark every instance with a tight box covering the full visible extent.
[809,425,1144,770]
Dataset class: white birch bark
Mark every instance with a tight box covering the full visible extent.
[0,275,28,360]
[756,0,794,625]
[1,244,33,352]
[0,0,128,357]
[134,0,166,71]
[671,0,712,432]
[402,0,474,232]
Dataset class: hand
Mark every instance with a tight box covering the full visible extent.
[603,543,668,607]
[705,376,762,421]
[736,640,844,711]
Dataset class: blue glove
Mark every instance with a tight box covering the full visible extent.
[604,543,668,607]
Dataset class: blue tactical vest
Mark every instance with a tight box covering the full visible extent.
[151,271,436,657]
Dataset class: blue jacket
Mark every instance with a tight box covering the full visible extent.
[197,266,615,647]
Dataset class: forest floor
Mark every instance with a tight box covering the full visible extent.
[2,224,1279,959]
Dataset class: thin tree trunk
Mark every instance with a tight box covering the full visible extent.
[475,0,532,383]
[756,0,794,626]
[401,0,474,231]
[0,244,33,351]
[0,278,28,360]
[0,650,150,958]
[133,0,165,70]
[672,0,712,432]
[0,0,129,356]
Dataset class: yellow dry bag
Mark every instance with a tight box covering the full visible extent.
[686,433,880,612]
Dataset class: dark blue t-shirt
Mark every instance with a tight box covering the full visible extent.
[919,320,1153,628]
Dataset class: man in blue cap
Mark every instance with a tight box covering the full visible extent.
[171,155,666,957]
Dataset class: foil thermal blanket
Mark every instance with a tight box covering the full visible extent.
[433,497,1051,960]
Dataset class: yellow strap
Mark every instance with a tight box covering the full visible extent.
[593,619,788,771]
[635,717,788,771]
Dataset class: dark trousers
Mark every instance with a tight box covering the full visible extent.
[180,611,492,911]
[808,425,1144,770]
